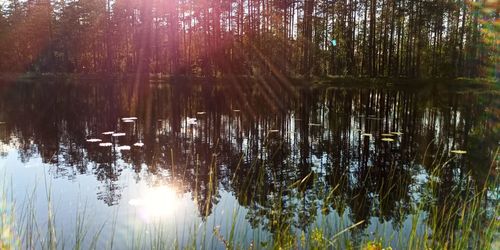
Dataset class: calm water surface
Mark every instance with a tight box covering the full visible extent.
[0,79,497,249]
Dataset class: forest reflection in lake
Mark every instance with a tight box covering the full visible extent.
[0,79,497,248]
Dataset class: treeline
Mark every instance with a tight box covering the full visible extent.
[0,0,496,78]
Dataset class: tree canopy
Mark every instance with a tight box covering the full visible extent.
[0,0,497,78]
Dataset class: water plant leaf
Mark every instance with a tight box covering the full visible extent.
[186,117,197,125]
[121,117,137,120]
[86,138,102,143]
[117,145,131,151]
[381,138,394,142]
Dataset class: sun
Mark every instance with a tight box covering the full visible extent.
[129,185,180,220]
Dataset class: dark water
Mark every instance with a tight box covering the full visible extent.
[0,79,497,249]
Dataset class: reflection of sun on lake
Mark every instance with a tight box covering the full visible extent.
[129,185,180,220]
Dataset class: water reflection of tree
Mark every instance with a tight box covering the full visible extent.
[0,80,496,241]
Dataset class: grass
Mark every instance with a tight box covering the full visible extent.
[0,149,498,250]
[0,191,497,249]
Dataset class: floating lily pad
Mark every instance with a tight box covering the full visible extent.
[381,138,395,142]
[186,117,197,125]
[117,145,131,151]
[86,138,102,143]
[450,150,467,154]
[99,142,113,147]
[122,117,138,120]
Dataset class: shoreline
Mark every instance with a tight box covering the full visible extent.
[0,72,497,89]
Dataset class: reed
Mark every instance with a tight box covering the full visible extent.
[0,150,497,250]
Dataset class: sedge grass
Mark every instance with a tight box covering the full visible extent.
[0,148,498,250]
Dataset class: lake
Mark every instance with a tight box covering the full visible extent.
[0,79,497,249]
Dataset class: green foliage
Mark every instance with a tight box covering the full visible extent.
[0,158,497,250]
[0,0,495,77]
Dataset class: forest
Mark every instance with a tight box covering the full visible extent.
[0,0,497,78]
[0,1,499,249]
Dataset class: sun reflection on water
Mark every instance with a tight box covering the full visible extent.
[129,185,180,220]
